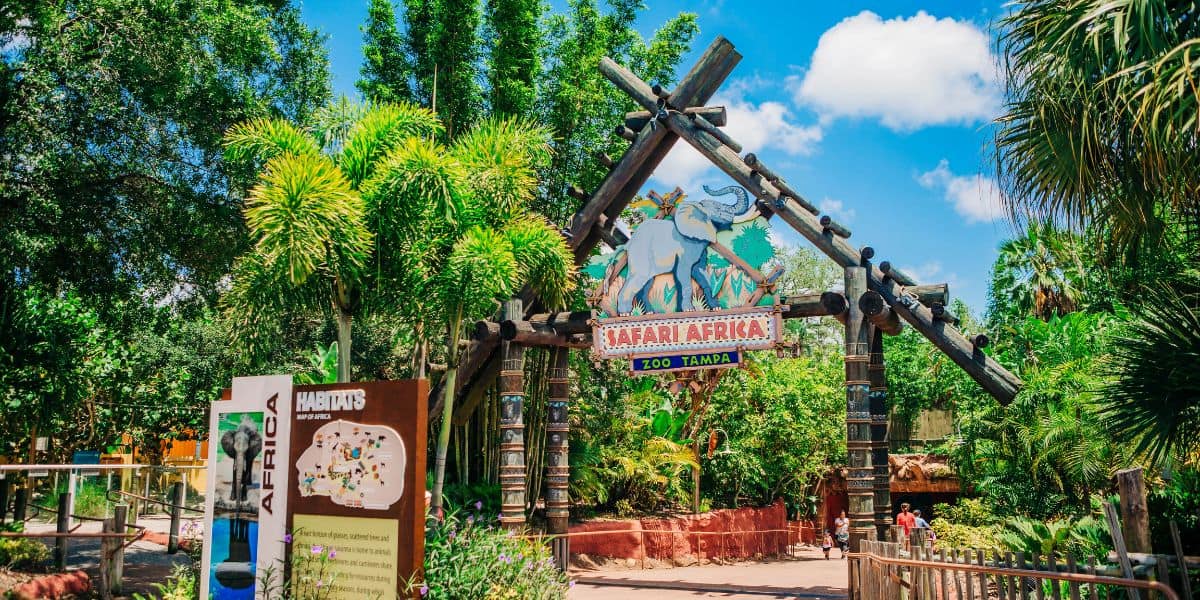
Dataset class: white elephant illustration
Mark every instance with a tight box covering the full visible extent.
[616,185,751,314]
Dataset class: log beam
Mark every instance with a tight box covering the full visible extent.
[625,105,726,131]
[879,261,916,286]
[598,54,1021,404]
[820,215,851,239]
[859,290,904,336]
[743,153,819,215]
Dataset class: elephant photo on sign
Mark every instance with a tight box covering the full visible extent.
[616,185,751,314]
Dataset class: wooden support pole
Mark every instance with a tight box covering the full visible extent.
[868,329,892,540]
[596,151,615,169]
[614,125,637,141]
[596,53,1021,402]
[879,261,916,286]
[820,291,849,324]
[930,302,960,326]
[1117,468,1152,554]
[625,105,726,130]
[11,487,25,523]
[498,299,527,529]
[689,112,742,153]
[844,266,876,551]
[167,481,184,555]
[820,215,852,239]
[567,185,588,202]
[742,153,820,215]
[545,348,571,570]
[105,504,128,597]
[499,320,592,348]
[859,290,904,336]
[54,492,69,570]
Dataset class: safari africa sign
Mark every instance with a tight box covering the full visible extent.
[584,185,783,373]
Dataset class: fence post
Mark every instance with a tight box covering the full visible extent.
[107,504,127,596]
[54,492,69,570]
[0,478,8,525]
[12,487,26,522]
[167,481,184,554]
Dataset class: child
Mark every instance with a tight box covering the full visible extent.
[821,531,834,559]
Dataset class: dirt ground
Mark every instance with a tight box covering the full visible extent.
[568,546,849,599]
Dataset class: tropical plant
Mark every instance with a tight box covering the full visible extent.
[413,505,569,600]
[989,224,1085,321]
[0,535,50,570]
[294,342,340,385]
[998,515,1110,560]
[223,101,441,381]
[132,565,198,600]
[995,0,1200,258]
[1100,276,1200,464]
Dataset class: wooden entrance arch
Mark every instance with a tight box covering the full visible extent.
[438,36,1023,564]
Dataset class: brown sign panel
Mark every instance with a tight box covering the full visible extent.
[287,380,427,599]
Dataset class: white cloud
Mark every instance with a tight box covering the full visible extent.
[791,11,1000,131]
[652,80,822,191]
[899,260,964,291]
[818,197,856,222]
[917,159,1001,224]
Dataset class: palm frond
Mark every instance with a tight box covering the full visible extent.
[451,117,551,225]
[362,136,467,230]
[310,96,372,153]
[244,153,372,285]
[224,118,321,163]
[438,226,518,320]
[340,102,443,187]
[502,217,576,311]
[1100,276,1200,464]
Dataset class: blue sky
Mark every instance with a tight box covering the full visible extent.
[299,0,1019,312]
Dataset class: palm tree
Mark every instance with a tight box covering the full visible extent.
[988,224,1084,322]
[995,0,1200,257]
[1101,277,1200,464]
[222,102,442,381]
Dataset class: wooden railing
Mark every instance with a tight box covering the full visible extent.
[850,539,1183,600]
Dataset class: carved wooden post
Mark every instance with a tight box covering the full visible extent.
[545,348,571,569]
[868,328,892,539]
[498,299,527,528]
[844,266,876,551]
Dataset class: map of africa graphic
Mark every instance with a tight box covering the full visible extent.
[295,420,406,510]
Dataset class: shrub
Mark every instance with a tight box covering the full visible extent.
[0,536,50,570]
[414,506,569,600]
[934,499,1000,528]
[132,565,198,600]
[998,515,1110,559]
[930,520,1001,551]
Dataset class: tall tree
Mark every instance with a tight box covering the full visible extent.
[988,224,1085,322]
[486,0,542,116]
[222,102,442,381]
[358,0,412,103]
[995,0,1200,259]
[402,0,482,138]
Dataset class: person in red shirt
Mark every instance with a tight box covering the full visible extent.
[896,502,916,537]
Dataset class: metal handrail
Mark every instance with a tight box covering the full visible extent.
[106,489,204,514]
[853,550,1182,600]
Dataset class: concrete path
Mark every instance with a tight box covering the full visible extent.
[568,547,849,599]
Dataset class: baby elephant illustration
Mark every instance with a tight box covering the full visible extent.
[616,185,751,314]
[221,415,262,503]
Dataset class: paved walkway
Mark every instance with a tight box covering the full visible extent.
[568,547,849,599]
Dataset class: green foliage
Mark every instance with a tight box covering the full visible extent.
[649,399,690,444]
[988,224,1086,322]
[930,520,1001,551]
[258,538,341,600]
[133,565,198,600]
[294,343,340,385]
[358,0,413,103]
[1100,276,1200,464]
[415,507,569,600]
[1149,467,1200,554]
[934,499,999,528]
[486,0,542,116]
[998,515,1110,560]
[702,353,845,510]
[0,536,50,570]
[996,0,1200,258]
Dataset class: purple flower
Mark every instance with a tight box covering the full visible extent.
[311,545,324,555]
[498,553,506,562]
[474,500,483,511]
[328,548,337,559]
[315,580,323,588]
[467,516,474,525]
[283,534,293,544]
[448,530,456,539]
[420,585,429,596]
[569,581,576,588]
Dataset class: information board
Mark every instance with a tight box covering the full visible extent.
[287,380,427,599]
[630,350,741,374]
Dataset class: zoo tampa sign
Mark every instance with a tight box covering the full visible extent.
[587,184,783,372]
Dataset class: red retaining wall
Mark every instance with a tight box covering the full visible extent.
[10,570,91,600]
[570,501,806,561]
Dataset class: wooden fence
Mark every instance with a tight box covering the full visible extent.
[850,538,1184,600]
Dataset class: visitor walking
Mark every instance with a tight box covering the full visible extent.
[913,509,930,530]
[896,502,915,537]
[822,531,834,559]
[834,510,849,558]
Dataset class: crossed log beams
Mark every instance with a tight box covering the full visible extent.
[436,37,744,422]
[598,54,1022,404]
[469,284,950,353]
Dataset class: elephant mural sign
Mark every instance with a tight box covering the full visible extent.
[585,185,783,369]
